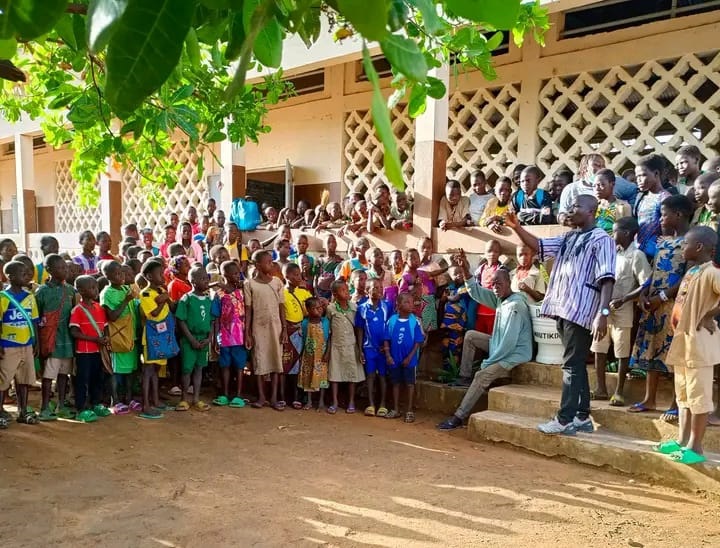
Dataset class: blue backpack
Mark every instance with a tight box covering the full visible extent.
[230,198,261,231]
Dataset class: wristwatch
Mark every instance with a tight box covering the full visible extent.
[658,290,669,302]
[600,307,610,317]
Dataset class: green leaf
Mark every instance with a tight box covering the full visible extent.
[253,16,283,67]
[445,0,521,30]
[387,0,408,32]
[408,83,426,117]
[47,94,73,110]
[185,28,201,69]
[408,0,444,35]
[200,0,231,7]
[486,30,503,51]
[362,44,403,190]
[0,37,16,59]
[225,11,245,61]
[73,14,87,52]
[204,130,226,142]
[337,0,389,42]
[426,76,445,99]
[105,0,196,117]
[55,14,77,51]
[10,0,69,40]
[380,34,427,82]
[87,0,129,53]
[387,86,405,109]
[0,0,12,40]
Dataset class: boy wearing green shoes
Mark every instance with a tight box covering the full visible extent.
[175,266,213,412]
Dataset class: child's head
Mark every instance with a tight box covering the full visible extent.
[102,260,124,287]
[659,195,693,234]
[470,170,487,195]
[200,214,211,234]
[511,164,527,187]
[12,254,34,282]
[306,297,323,320]
[367,277,383,301]
[275,238,291,259]
[276,224,292,242]
[123,263,138,283]
[141,259,165,287]
[389,249,404,272]
[515,245,535,269]
[65,260,82,285]
[394,191,409,212]
[210,244,231,265]
[612,216,638,248]
[180,221,192,242]
[120,241,133,259]
[138,249,153,264]
[683,226,717,263]
[44,253,67,282]
[206,198,217,217]
[404,247,421,269]
[327,202,342,220]
[296,234,309,255]
[304,208,315,226]
[324,233,337,255]
[354,200,368,218]
[485,240,501,264]
[78,230,96,253]
[550,170,573,201]
[284,262,302,287]
[331,279,350,303]
[189,265,210,292]
[635,154,664,192]
[264,206,279,224]
[214,209,226,227]
[675,144,702,179]
[444,179,462,205]
[169,255,191,278]
[519,166,542,195]
[593,168,616,201]
[252,250,274,275]
[40,235,59,256]
[75,275,99,301]
[350,269,367,294]
[169,212,180,228]
[284,208,299,224]
[296,200,310,217]
[3,261,28,287]
[366,246,384,269]
[495,177,512,205]
[693,172,717,206]
[185,205,198,224]
[448,266,464,286]
[247,238,261,255]
[708,181,720,215]
[96,231,112,253]
[396,292,414,315]
[123,223,140,240]
[221,260,242,286]
[164,224,177,243]
[354,237,370,260]
[417,237,433,263]
[168,242,184,258]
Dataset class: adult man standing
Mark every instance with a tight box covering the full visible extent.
[505,195,616,435]
[437,267,533,430]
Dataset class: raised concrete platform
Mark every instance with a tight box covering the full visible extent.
[468,410,720,495]
[415,380,486,416]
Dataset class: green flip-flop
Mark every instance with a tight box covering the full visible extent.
[93,404,112,418]
[213,395,230,406]
[38,409,58,422]
[670,448,707,465]
[76,410,98,423]
[654,440,682,455]
[57,407,76,419]
[139,409,164,420]
[229,397,246,408]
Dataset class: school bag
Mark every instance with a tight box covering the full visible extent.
[108,304,135,353]
[230,198,261,231]
[145,312,180,361]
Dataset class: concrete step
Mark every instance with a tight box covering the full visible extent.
[468,410,720,495]
[512,361,675,406]
[415,380,487,416]
[489,384,720,453]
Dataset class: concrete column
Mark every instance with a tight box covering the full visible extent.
[99,164,123,253]
[412,64,449,238]
[516,38,543,164]
[219,139,246,212]
[13,133,33,249]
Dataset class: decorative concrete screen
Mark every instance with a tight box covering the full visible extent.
[55,159,101,234]
[536,51,720,177]
[342,104,415,197]
[121,140,204,236]
[446,83,521,189]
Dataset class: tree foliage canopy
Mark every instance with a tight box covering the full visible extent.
[0,0,548,204]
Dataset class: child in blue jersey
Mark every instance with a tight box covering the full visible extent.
[384,292,424,423]
[355,278,392,418]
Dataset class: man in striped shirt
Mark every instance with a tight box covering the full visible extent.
[506,194,616,435]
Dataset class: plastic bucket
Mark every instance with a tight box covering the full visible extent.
[530,304,563,365]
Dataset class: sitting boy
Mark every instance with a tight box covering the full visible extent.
[438,179,472,230]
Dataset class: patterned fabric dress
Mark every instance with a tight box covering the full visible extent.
[298,318,330,392]
[440,284,468,370]
[316,256,343,299]
[634,190,671,259]
[630,236,686,373]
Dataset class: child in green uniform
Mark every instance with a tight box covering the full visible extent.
[175,265,213,411]
[100,261,139,414]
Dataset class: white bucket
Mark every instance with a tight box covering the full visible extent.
[530,304,564,365]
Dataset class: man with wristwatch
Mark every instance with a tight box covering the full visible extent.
[505,194,616,435]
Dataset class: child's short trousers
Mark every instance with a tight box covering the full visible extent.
[0,345,36,391]
[674,364,715,415]
[590,323,631,358]
[43,357,74,380]
[219,345,248,369]
[180,339,209,374]
[389,366,416,386]
[363,349,387,376]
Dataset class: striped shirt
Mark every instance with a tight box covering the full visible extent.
[539,227,616,330]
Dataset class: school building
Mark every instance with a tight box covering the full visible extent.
[1,0,719,259]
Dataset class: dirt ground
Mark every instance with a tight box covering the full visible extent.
[1,396,719,548]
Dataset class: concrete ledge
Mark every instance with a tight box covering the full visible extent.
[415,380,486,416]
[488,384,720,453]
[468,410,720,495]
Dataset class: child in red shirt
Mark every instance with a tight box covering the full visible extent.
[168,256,192,303]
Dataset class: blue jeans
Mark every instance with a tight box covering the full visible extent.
[556,318,592,424]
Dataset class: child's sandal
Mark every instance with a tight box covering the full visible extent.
[385,410,401,419]
[364,405,376,417]
[175,401,190,412]
[404,411,416,423]
[194,401,210,412]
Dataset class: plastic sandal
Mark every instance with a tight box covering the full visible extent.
[609,394,625,407]
[376,407,388,418]
[57,407,76,419]
[628,402,655,413]
[17,413,39,425]
[292,401,303,410]
[213,395,230,406]
[76,410,98,423]
[327,405,337,415]
[661,408,679,423]
[0,417,7,429]
[364,405,376,417]
[175,401,190,412]
[654,440,682,454]
[138,410,164,420]
[303,401,313,410]
[194,401,210,412]
[346,405,356,414]
[168,386,182,396]
[154,403,171,412]
[129,400,142,412]
[38,409,58,422]
[113,403,130,415]
[250,400,265,409]
[93,405,112,418]
[670,448,707,465]
[0,409,11,420]
[385,410,401,419]
[272,401,286,411]
[404,411,416,423]
[229,397,246,408]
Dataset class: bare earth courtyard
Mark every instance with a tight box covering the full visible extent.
[1,405,719,548]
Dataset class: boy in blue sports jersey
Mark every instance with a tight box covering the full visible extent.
[355,278,392,418]
[384,291,424,423]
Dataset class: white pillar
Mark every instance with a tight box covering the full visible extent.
[14,133,33,249]
[219,139,245,212]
